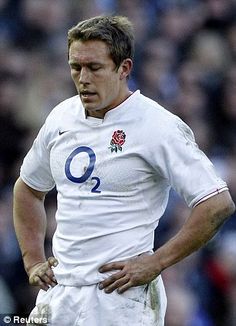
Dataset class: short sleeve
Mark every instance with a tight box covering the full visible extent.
[20,123,55,192]
[149,117,228,208]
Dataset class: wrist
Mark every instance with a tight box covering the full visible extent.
[152,250,167,274]
[23,253,46,275]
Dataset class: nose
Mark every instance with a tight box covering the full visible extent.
[79,67,90,84]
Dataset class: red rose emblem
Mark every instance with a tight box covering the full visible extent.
[112,130,126,146]
[109,130,126,152]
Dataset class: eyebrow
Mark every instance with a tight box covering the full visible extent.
[68,61,105,70]
[68,61,80,66]
[68,60,103,65]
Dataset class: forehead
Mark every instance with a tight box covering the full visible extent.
[69,39,111,63]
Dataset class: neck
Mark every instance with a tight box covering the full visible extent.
[86,90,133,119]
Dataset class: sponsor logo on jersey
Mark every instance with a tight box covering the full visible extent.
[58,130,69,135]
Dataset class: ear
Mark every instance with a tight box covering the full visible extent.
[119,59,133,80]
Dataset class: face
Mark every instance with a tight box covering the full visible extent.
[68,40,132,118]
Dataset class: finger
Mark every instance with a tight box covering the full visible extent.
[99,261,125,273]
[117,281,133,294]
[99,270,125,289]
[30,275,49,291]
[37,272,55,287]
[103,276,130,294]
[29,274,40,286]
[45,270,57,285]
[48,256,58,267]
[31,267,57,287]
[44,268,57,282]
[40,284,50,291]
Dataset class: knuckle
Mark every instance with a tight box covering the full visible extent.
[125,272,131,279]
[46,268,53,275]
[48,256,54,261]
[38,271,44,278]
[110,274,117,282]
[30,275,39,285]
[128,277,136,285]
[119,270,126,277]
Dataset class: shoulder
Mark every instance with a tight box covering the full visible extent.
[36,95,82,143]
[135,92,183,136]
[46,95,81,123]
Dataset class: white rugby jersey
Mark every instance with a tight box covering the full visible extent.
[20,90,228,286]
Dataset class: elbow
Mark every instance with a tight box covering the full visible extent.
[211,192,235,228]
[226,198,235,217]
[219,195,235,223]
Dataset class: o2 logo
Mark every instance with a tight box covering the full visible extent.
[65,146,101,193]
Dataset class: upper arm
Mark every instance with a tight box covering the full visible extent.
[147,116,229,208]
[193,190,235,225]
[20,121,55,192]
[14,177,48,202]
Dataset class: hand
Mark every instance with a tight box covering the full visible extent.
[98,253,160,294]
[28,257,58,291]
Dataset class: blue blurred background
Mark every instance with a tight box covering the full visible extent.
[0,1,236,325]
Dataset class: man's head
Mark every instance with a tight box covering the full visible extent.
[68,15,134,71]
[67,16,134,118]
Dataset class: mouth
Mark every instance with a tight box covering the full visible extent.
[80,91,97,100]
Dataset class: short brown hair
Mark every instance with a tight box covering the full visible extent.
[68,15,134,69]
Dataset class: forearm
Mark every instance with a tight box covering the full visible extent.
[13,178,47,274]
[154,191,235,273]
[97,192,234,294]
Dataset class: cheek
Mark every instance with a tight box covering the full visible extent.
[102,84,118,103]
[71,71,79,81]
[103,76,120,95]
[70,72,77,85]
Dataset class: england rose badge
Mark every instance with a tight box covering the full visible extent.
[109,130,126,152]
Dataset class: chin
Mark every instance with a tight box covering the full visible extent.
[83,103,95,111]
[84,106,98,113]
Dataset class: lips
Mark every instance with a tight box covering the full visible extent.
[80,91,97,98]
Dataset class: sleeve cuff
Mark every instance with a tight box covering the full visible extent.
[193,186,229,208]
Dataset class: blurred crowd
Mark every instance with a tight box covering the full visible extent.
[0,0,236,325]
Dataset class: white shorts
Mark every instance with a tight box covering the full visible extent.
[28,277,167,326]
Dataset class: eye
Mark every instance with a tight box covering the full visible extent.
[89,64,102,71]
[70,64,81,72]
